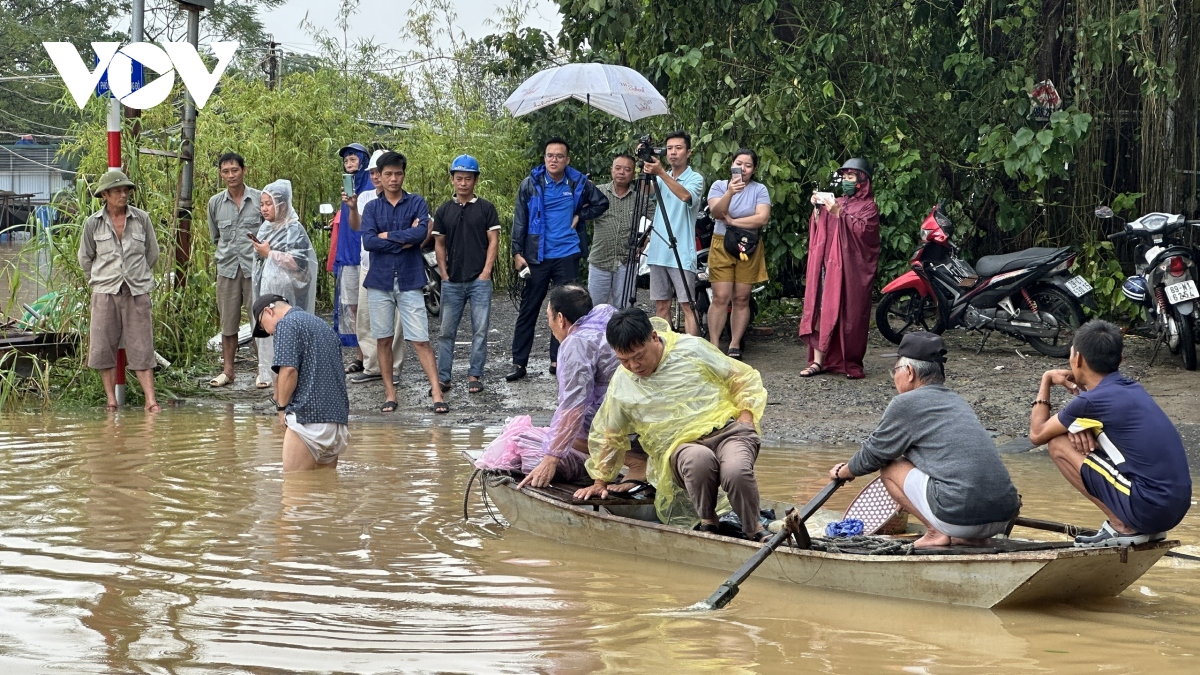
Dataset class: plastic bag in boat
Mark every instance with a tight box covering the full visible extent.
[476,416,549,472]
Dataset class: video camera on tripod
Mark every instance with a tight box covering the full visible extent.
[635,135,664,164]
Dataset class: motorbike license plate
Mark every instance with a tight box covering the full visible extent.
[1165,279,1200,304]
[1064,275,1093,297]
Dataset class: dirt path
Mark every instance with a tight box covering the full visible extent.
[196,296,1200,458]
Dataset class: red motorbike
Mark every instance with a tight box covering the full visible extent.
[876,204,1097,358]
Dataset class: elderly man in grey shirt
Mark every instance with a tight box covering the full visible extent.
[829,332,1020,548]
[587,154,654,308]
[78,169,161,413]
[206,152,262,387]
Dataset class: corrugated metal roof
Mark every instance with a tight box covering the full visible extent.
[0,143,69,172]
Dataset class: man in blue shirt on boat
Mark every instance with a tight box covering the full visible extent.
[1029,320,1191,547]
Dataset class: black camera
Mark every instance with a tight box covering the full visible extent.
[636,135,663,163]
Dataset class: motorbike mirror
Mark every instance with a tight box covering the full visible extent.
[1094,205,1115,219]
[319,203,335,215]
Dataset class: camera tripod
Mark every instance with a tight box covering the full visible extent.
[617,162,702,332]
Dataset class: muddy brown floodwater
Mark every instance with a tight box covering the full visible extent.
[0,408,1197,673]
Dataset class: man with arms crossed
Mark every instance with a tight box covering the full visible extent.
[576,307,768,541]
[1029,320,1191,547]
[344,150,404,384]
[252,294,349,471]
[362,151,447,413]
[587,154,653,307]
[643,131,705,336]
[206,152,261,387]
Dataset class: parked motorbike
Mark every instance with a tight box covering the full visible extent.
[422,246,442,317]
[1098,206,1200,370]
[877,203,1097,358]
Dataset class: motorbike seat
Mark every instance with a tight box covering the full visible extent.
[974,247,1068,277]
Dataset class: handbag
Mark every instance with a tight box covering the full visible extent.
[723,225,760,259]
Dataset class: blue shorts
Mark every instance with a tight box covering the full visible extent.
[1080,450,1143,533]
[367,284,429,342]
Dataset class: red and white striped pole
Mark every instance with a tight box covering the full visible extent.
[107,95,127,406]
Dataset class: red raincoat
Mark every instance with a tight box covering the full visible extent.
[798,179,880,378]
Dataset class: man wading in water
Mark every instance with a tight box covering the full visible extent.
[253,294,350,471]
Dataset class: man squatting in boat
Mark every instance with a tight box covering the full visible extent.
[1029,320,1191,547]
[517,285,648,489]
[575,306,771,542]
[829,331,1022,549]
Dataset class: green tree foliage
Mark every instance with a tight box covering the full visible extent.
[486,0,1198,315]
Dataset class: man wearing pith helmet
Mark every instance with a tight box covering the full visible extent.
[432,154,501,394]
[77,169,161,413]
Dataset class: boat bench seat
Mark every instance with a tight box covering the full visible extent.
[523,482,656,506]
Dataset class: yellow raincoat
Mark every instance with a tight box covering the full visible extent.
[585,317,768,526]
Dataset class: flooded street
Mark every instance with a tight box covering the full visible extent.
[0,409,1196,673]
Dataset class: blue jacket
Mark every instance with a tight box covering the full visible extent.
[362,191,430,292]
[335,146,372,270]
[512,165,609,264]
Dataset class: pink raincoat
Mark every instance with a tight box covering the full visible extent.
[798,178,880,378]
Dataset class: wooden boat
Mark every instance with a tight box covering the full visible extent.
[463,451,1177,609]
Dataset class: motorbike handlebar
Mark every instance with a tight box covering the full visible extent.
[1106,231,1128,241]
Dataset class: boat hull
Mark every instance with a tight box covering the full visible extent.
[480,477,1172,608]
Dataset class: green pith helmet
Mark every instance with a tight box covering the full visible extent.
[93,169,136,197]
[838,158,872,179]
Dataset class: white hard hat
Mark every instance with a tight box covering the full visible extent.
[367,149,386,170]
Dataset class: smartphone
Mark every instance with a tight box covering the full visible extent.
[814,191,836,206]
[731,166,743,179]
[342,173,355,197]
[247,232,262,244]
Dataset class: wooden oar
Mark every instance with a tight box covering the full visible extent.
[1014,516,1200,562]
[699,478,844,610]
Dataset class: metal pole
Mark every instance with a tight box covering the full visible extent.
[107,97,127,406]
[176,4,199,290]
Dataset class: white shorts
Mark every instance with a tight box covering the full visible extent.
[285,414,349,465]
[649,264,698,302]
[903,468,1009,540]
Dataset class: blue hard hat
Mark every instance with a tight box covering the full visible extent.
[449,154,480,175]
[1122,275,1149,304]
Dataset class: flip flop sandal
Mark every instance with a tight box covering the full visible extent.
[255,379,272,389]
[380,400,398,413]
[727,348,743,360]
[345,359,365,374]
[433,401,450,414]
[105,403,119,413]
[468,380,484,394]
[799,363,825,377]
[209,373,233,387]
[145,403,162,413]
[427,381,452,396]
[607,479,653,495]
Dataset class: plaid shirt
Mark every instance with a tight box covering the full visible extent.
[589,182,654,272]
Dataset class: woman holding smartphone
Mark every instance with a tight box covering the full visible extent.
[706,148,771,359]
[250,179,317,388]
[798,158,880,379]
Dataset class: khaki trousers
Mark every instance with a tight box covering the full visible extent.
[670,421,762,535]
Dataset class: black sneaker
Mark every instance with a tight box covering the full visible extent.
[505,364,527,381]
[1074,521,1153,548]
[350,372,382,384]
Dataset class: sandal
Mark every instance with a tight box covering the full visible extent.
[105,403,119,413]
[209,372,233,387]
[727,347,743,360]
[433,401,449,414]
[427,381,452,396]
[145,403,162,414]
[345,359,365,374]
[799,363,825,377]
[380,400,398,413]
[468,379,484,394]
[255,378,271,389]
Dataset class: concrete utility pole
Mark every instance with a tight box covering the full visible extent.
[266,37,279,90]
[175,0,212,289]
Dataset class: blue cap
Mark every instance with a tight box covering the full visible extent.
[449,154,480,175]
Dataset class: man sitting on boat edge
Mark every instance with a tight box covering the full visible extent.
[1029,320,1191,547]
[829,332,1020,549]
[517,285,647,488]
[575,306,770,542]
